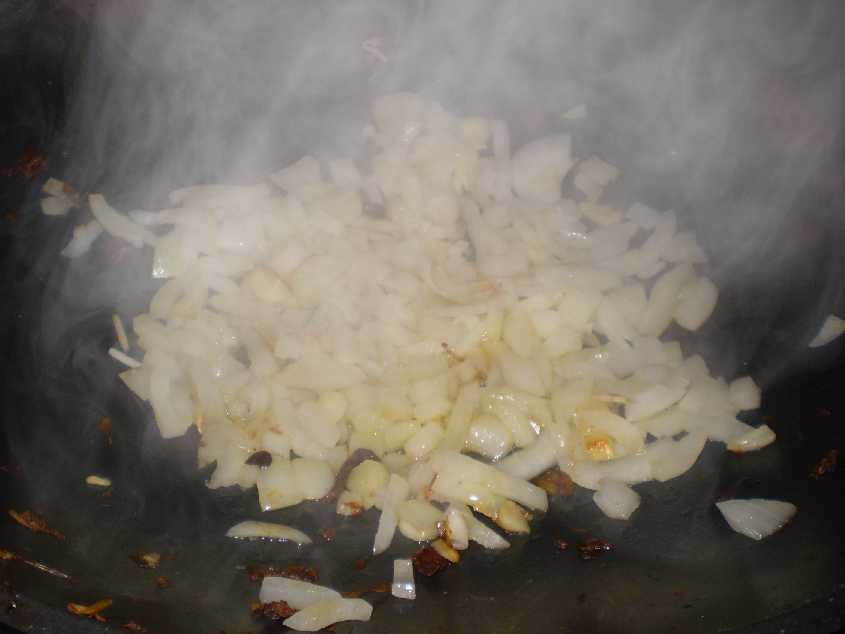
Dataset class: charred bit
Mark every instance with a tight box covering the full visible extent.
[121,622,149,633]
[246,563,318,583]
[554,539,569,551]
[810,449,838,478]
[251,600,297,621]
[319,527,336,542]
[412,546,451,577]
[577,537,613,560]
[155,576,171,589]
[245,450,272,468]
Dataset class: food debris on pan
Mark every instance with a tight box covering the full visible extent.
[0,548,70,580]
[810,448,838,478]
[131,552,161,569]
[577,537,613,560]
[66,598,112,622]
[121,622,149,633]
[319,527,336,542]
[554,539,570,551]
[8,510,65,540]
[155,575,171,589]
[97,417,113,445]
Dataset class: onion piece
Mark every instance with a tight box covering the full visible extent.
[88,194,156,248]
[61,219,103,258]
[646,431,707,482]
[112,314,130,352]
[260,577,340,608]
[108,347,141,369]
[282,598,372,632]
[41,196,73,216]
[716,499,796,540]
[728,376,761,411]
[392,559,416,600]
[809,314,845,348]
[226,521,311,545]
[726,424,776,453]
[593,479,641,520]
[372,474,410,555]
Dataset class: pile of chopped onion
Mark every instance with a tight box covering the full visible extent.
[57,93,784,564]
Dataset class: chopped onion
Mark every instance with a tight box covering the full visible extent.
[726,424,776,453]
[61,220,103,258]
[593,479,641,520]
[728,376,761,411]
[88,194,156,248]
[260,577,340,608]
[112,314,130,352]
[41,196,73,216]
[85,475,111,487]
[282,598,372,632]
[392,559,416,600]
[716,499,796,540]
[809,314,845,348]
[108,347,141,369]
[226,521,311,545]
[373,474,410,555]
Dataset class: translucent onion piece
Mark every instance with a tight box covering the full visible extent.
[259,577,340,608]
[392,559,416,600]
[716,499,796,541]
[809,315,845,348]
[593,479,641,520]
[282,598,372,632]
[226,521,311,545]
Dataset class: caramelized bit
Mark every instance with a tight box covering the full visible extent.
[8,510,65,540]
[412,546,451,577]
[245,450,273,468]
[353,558,368,570]
[121,622,149,633]
[155,576,171,589]
[554,539,569,551]
[577,538,613,560]
[370,582,391,593]
[323,449,379,502]
[246,563,318,583]
[441,342,464,365]
[98,417,113,445]
[0,147,47,178]
[532,469,575,497]
[131,552,161,569]
[810,449,838,479]
[585,436,614,461]
[67,598,112,622]
[319,527,336,542]
[252,600,297,620]
[340,590,363,599]
[431,538,460,563]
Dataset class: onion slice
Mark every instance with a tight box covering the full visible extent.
[392,559,416,600]
[716,499,796,540]
[809,315,845,348]
[259,577,340,608]
[726,425,776,453]
[282,598,372,632]
[226,521,311,545]
[593,479,641,520]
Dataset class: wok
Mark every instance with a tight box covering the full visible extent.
[1,1,844,632]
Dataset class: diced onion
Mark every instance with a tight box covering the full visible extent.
[282,598,373,632]
[809,314,845,348]
[726,424,776,453]
[593,479,641,520]
[716,499,796,540]
[392,559,416,600]
[226,521,311,545]
[260,577,340,608]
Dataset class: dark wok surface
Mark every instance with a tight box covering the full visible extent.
[2,1,845,632]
